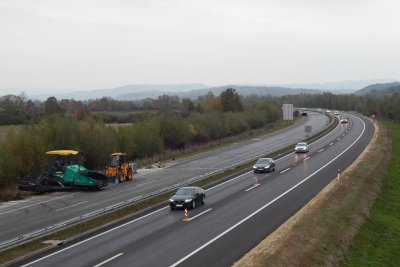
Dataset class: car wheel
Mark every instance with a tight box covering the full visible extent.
[201,196,205,205]
[191,200,196,209]
[253,170,257,173]
[170,206,175,210]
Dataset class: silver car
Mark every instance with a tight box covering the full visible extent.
[295,142,309,153]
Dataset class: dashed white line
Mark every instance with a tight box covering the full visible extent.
[187,208,212,221]
[245,184,260,192]
[318,149,324,153]
[93,253,124,267]
[136,180,156,187]
[329,143,334,146]
[280,168,290,174]
[56,201,88,212]
[337,138,341,141]
[303,157,310,161]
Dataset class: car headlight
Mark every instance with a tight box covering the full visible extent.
[264,165,270,169]
[169,198,174,202]
[184,199,192,203]
[253,166,257,169]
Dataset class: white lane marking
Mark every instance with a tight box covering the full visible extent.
[56,201,88,212]
[93,253,124,267]
[337,138,341,141]
[342,134,346,137]
[245,184,260,192]
[188,209,212,222]
[0,194,77,215]
[318,149,324,153]
[303,157,310,161]
[169,116,366,267]
[136,180,156,187]
[329,143,334,146]
[20,113,345,266]
[280,168,290,174]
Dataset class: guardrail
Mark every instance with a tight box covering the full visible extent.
[0,113,338,252]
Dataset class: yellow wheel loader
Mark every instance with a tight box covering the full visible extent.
[105,153,134,183]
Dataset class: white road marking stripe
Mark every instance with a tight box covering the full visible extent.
[337,138,341,140]
[169,116,366,267]
[245,184,260,192]
[318,149,324,153]
[188,209,212,221]
[136,180,156,187]
[329,143,334,146]
[0,194,78,215]
[280,168,290,174]
[303,157,310,161]
[56,201,88,212]
[93,253,124,267]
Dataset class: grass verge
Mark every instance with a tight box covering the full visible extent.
[341,120,400,266]
[233,119,392,266]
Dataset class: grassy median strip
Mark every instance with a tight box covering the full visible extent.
[234,119,392,267]
[342,120,400,266]
[0,114,335,265]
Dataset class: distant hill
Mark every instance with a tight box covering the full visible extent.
[29,84,210,101]
[355,82,400,95]
[116,85,322,101]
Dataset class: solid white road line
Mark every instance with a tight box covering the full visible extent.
[280,168,290,174]
[93,253,124,267]
[55,201,88,212]
[188,209,212,221]
[0,193,78,215]
[169,116,366,267]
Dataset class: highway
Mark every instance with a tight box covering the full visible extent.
[12,112,374,267]
[0,111,329,245]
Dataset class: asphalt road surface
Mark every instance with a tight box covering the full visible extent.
[12,112,374,267]
[0,112,329,245]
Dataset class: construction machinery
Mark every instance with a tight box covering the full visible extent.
[105,152,134,183]
[17,150,108,192]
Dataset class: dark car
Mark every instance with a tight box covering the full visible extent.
[169,186,205,210]
[253,157,276,173]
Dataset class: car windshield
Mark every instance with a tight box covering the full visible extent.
[175,188,195,196]
[257,158,270,164]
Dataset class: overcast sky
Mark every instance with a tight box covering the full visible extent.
[1,0,400,94]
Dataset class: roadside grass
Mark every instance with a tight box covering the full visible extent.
[342,120,400,267]
[0,114,335,265]
[233,119,391,267]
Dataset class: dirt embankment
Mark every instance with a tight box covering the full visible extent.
[233,119,389,267]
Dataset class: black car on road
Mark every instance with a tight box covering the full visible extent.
[169,186,205,210]
[253,158,276,173]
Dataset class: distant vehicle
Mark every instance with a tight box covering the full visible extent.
[295,142,309,153]
[300,109,308,116]
[334,111,340,115]
[326,110,331,113]
[253,158,276,173]
[105,152,134,183]
[169,186,205,210]
[340,117,348,123]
